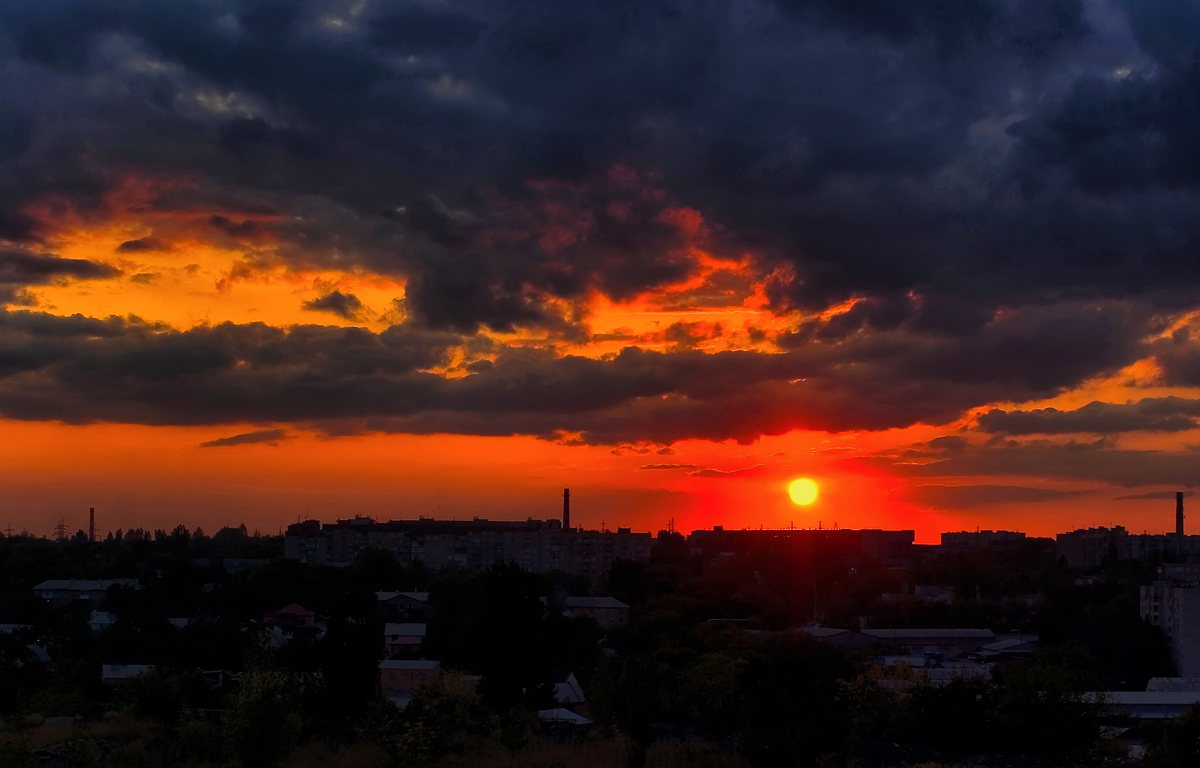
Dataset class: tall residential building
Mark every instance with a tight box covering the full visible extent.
[941,530,1026,549]
[1141,564,1200,677]
[284,516,651,582]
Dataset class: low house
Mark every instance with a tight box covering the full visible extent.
[561,597,630,630]
[88,611,116,633]
[379,659,442,692]
[34,579,139,608]
[202,669,240,689]
[538,708,592,725]
[1146,677,1200,692]
[860,628,996,655]
[377,591,431,619]
[797,626,874,648]
[264,604,316,628]
[383,623,427,656]
[554,669,587,708]
[977,633,1038,660]
[1086,691,1200,719]
[102,664,154,684]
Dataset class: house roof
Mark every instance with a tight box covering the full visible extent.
[376,591,430,602]
[1147,677,1200,692]
[979,635,1038,654]
[799,627,850,638]
[102,664,155,680]
[554,680,586,704]
[1087,692,1200,705]
[379,659,441,670]
[564,596,629,609]
[34,579,139,591]
[538,708,592,725]
[270,603,314,616]
[384,623,427,637]
[862,628,996,640]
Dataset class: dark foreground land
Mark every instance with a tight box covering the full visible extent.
[1,526,1198,767]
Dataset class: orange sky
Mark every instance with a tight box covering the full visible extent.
[4,175,1199,542]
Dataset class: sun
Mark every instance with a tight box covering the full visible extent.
[788,478,819,506]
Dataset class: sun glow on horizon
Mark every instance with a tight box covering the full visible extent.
[788,477,819,506]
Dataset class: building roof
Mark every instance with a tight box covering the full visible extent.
[269,603,314,616]
[862,628,996,640]
[1147,677,1200,692]
[0,624,31,634]
[376,591,431,602]
[798,626,850,638]
[564,596,629,609]
[1085,691,1200,718]
[379,659,441,670]
[33,579,139,591]
[384,623,427,637]
[979,634,1039,654]
[102,664,155,680]
[538,708,592,725]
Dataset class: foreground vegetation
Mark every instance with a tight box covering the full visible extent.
[0,529,1191,766]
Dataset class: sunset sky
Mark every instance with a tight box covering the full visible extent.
[2,1,1200,541]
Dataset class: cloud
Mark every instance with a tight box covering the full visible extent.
[0,1,1196,455]
[302,290,365,320]
[116,237,172,253]
[0,0,1193,335]
[976,398,1200,435]
[856,438,1200,488]
[691,465,765,478]
[1114,490,1195,501]
[637,463,699,471]
[0,250,120,301]
[200,428,290,447]
[896,484,1088,510]
[0,299,1160,445]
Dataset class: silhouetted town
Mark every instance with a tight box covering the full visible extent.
[3,491,1200,766]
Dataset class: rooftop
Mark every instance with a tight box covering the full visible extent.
[564,596,629,609]
[379,659,441,670]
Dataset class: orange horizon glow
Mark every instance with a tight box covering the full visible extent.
[3,174,1200,544]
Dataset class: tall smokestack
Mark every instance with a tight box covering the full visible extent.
[89,508,95,542]
[1178,492,1185,537]
[563,488,570,531]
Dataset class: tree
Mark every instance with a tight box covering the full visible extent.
[223,635,301,767]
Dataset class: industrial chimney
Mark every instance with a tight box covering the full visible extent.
[89,508,95,542]
[1178,492,1185,537]
[562,488,570,531]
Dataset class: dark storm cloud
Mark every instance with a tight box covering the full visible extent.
[0,0,1198,445]
[301,290,364,320]
[0,0,1195,327]
[0,250,121,301]
[0,299,1154,443]
[977,397,1200,435]
[896,484,1087,510]
[200,428,289,447]
[1114,490,1194,500]
[857,438,1200,487]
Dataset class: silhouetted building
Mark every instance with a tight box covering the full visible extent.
[286,515,650,581]
[560,596,629,629]
[1141,564,1200,677]
[687,527,915,566]
[1058,526,1200,568]
[33,579,140,608]
[941,530,1026,549]
[1179,491,1186,537]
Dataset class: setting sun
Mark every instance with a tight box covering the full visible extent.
[788,478,819,506]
